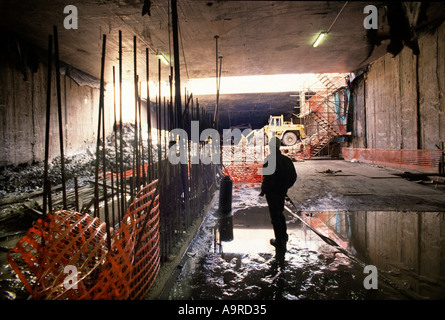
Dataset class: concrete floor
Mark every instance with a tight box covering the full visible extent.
[165,159,445,300]
[287,159,445,212]
[1,159,445,300]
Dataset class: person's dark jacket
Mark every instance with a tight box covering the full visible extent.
[261,151,297,196]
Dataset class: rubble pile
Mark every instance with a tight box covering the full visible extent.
[0,123,159,195]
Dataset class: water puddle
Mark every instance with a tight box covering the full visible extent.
[1,184,444,300]
[168,185,445,300]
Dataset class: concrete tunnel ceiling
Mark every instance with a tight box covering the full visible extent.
[0,0,388,81]
[1,1,444,129]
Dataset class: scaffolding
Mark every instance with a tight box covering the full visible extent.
[292,74,349,159]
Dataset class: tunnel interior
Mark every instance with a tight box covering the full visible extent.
[0,0,445,304]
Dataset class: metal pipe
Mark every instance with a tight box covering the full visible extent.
[326,1,348,34]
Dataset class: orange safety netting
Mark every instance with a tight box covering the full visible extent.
[342,148,443,173]
[223,163,263,183]
[100,163,151,180]
[7,180,160,300]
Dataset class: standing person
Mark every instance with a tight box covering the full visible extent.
[259,136,297,252]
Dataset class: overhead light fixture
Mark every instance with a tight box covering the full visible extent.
[312,1,348,48]
[157,53,169,65]
[313,32,327,47]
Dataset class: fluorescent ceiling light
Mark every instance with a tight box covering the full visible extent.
[157,53,169,65]
[313,32,326,48]
[312,2,348,48]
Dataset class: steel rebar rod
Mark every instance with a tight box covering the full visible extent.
[111,168,115,228]
[134,36,140,193]
[119,30,126,217]
[74,177,79,212]
[99,34,111,250]
[156,96,161,181]
[93,73,103,217]
[146,47,153,184]
[169,69,174,130]
[47,181,52,213]
[158,59,162,167]
[139,81,145,187]
[133,158,168,254]
[112,66,121,220]
[213,35,219,130]
[164,96,167,159]
[196,98,200,124]
[171,0,182,130]
[43,34,52,215]
[53,26,67,209]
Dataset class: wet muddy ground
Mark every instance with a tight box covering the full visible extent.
[0,214,34,299]
[287,160,445,212]
[166,161,445,300]
[1,159,445,300]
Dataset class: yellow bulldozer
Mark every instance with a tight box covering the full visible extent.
[263,115,306,146]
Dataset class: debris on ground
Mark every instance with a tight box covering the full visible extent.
[318,169,342,174]
[0,123,161,195]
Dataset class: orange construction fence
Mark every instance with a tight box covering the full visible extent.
[222,163,263,183]
[99,163,151,180]
[8,180,160,300]
[342,147,443,173]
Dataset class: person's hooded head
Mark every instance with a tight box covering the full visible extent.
[269,136,281,152]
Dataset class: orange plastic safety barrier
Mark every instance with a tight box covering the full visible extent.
[100,163,152,180]
[7,180,160,300]
[7,210,109,299]
[223,163,263,183]
[342,147,442,173]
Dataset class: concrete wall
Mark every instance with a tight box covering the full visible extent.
[0,59,115,166]
[349,21,445,150]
